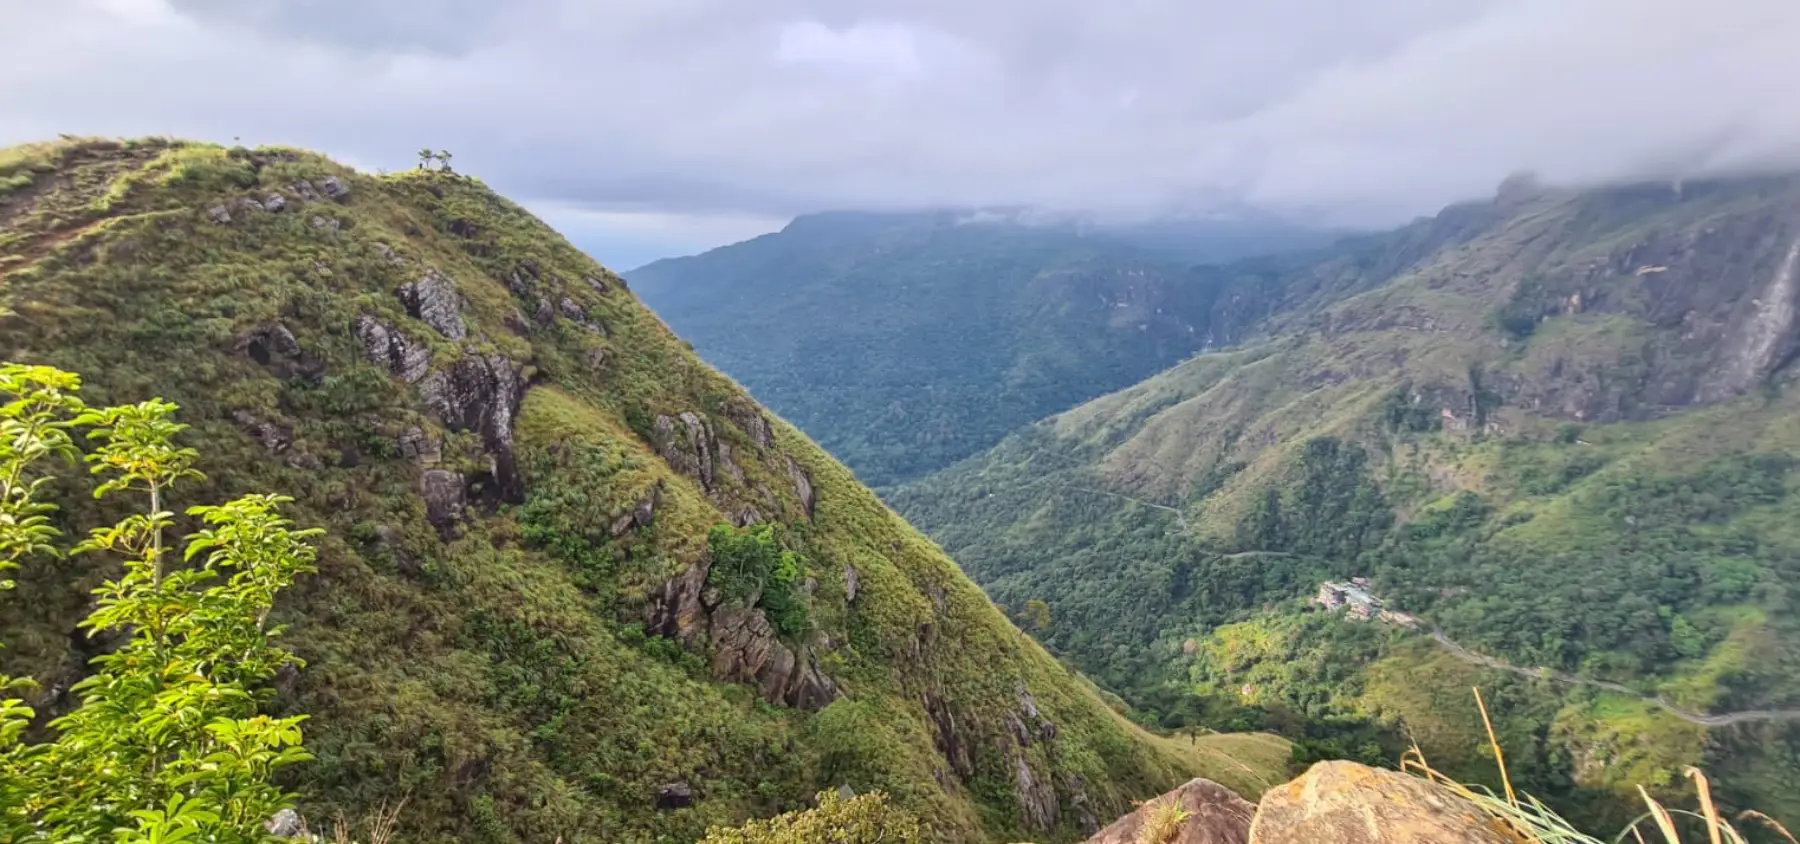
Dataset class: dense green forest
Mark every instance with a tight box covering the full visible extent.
[0,137,1290,843]
[892,174,1800,831]
[628,211,1353,485]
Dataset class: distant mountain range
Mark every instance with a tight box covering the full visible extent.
[629,209,1346,485]
[637,175,1800,830]
[891,173,1800,829]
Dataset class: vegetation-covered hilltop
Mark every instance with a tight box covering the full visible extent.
[892,174,1800,830]
[0,137,1287,842]
[629,211,1334,486]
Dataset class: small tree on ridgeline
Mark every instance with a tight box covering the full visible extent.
[417,147,435,170]
[0,363,321,843]
[434,150,454,174]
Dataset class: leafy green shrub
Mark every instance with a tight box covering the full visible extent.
[1382,384,1441,433]
[0,363,320,843]
[706,523,811,637]
[698,789,922,844]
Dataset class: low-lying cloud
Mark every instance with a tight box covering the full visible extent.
[3,0,1797,262]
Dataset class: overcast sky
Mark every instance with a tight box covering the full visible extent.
[3,0,1798,269]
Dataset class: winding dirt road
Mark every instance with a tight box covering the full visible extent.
[1059,485,1800,727]
[1427,630,1800,727]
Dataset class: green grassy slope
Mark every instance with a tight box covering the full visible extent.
[0,138,1285,843]
[892,175,1800,828]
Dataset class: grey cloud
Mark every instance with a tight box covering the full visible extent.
[3,0,1798,237]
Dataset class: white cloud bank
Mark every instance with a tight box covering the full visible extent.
[2,0,1797,262]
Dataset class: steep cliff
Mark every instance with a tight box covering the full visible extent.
[0,138,1284,843]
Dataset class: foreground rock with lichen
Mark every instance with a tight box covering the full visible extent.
[1087,761,1514,844]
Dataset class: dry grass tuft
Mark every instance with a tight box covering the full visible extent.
[1135,794,1195,844]
[1401,688,1797,844]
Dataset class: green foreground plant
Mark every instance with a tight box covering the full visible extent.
[0,363,321,843]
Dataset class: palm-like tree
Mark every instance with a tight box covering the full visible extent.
[417,147,434,170]
[435,150,454,174]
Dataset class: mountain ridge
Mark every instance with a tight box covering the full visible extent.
[0,137,1286,843]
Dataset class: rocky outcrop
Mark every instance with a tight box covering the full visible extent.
[844,565,860,603]
[709,603,838,711]
[316,174,349,200]
[921,691,975,780]
[1700,237,1800,402]
[396,426,442,465]
[420,353,527,503]
[235,321,322,382]
[656,782,694,810]
[232,410,293,454]
[644,550,837,711]
[725,401,774,449]
[1015,755,1059,832]
[419,469,466,535]
[786,456,816,518]
[654,412,719,491]
[647,554,710,649]
[610,484,660,538]
[1248,761,1511,844]
[1084,778,1254,844]
[397,269,466,341]
[354,316,431,383]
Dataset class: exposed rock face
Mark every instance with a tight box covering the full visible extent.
[1015,756,1059,832]
[708,604,839,711]
[645,555,837,711]
[353,316,431,383]
[235,321,321,382]
[653,412,719,490]
[396,426,442,465]
[558,296,606,334]
[398,269,467,340]
[419,469,466,535]
[786,456,816,518]
[316,174,349,200]
[421,353,527,503]
[725,401,774,449]
[1248,761,1511,844]
[844,565,860,603]
[610,484,661,538]
[656,782,694,810]
[232,410,293,454]
[1083,778,1254,844]
[647,554,710,649]
[1700,237,1800,401]
[922,691,975,780]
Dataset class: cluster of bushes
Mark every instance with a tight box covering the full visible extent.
[707,523,811,637]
